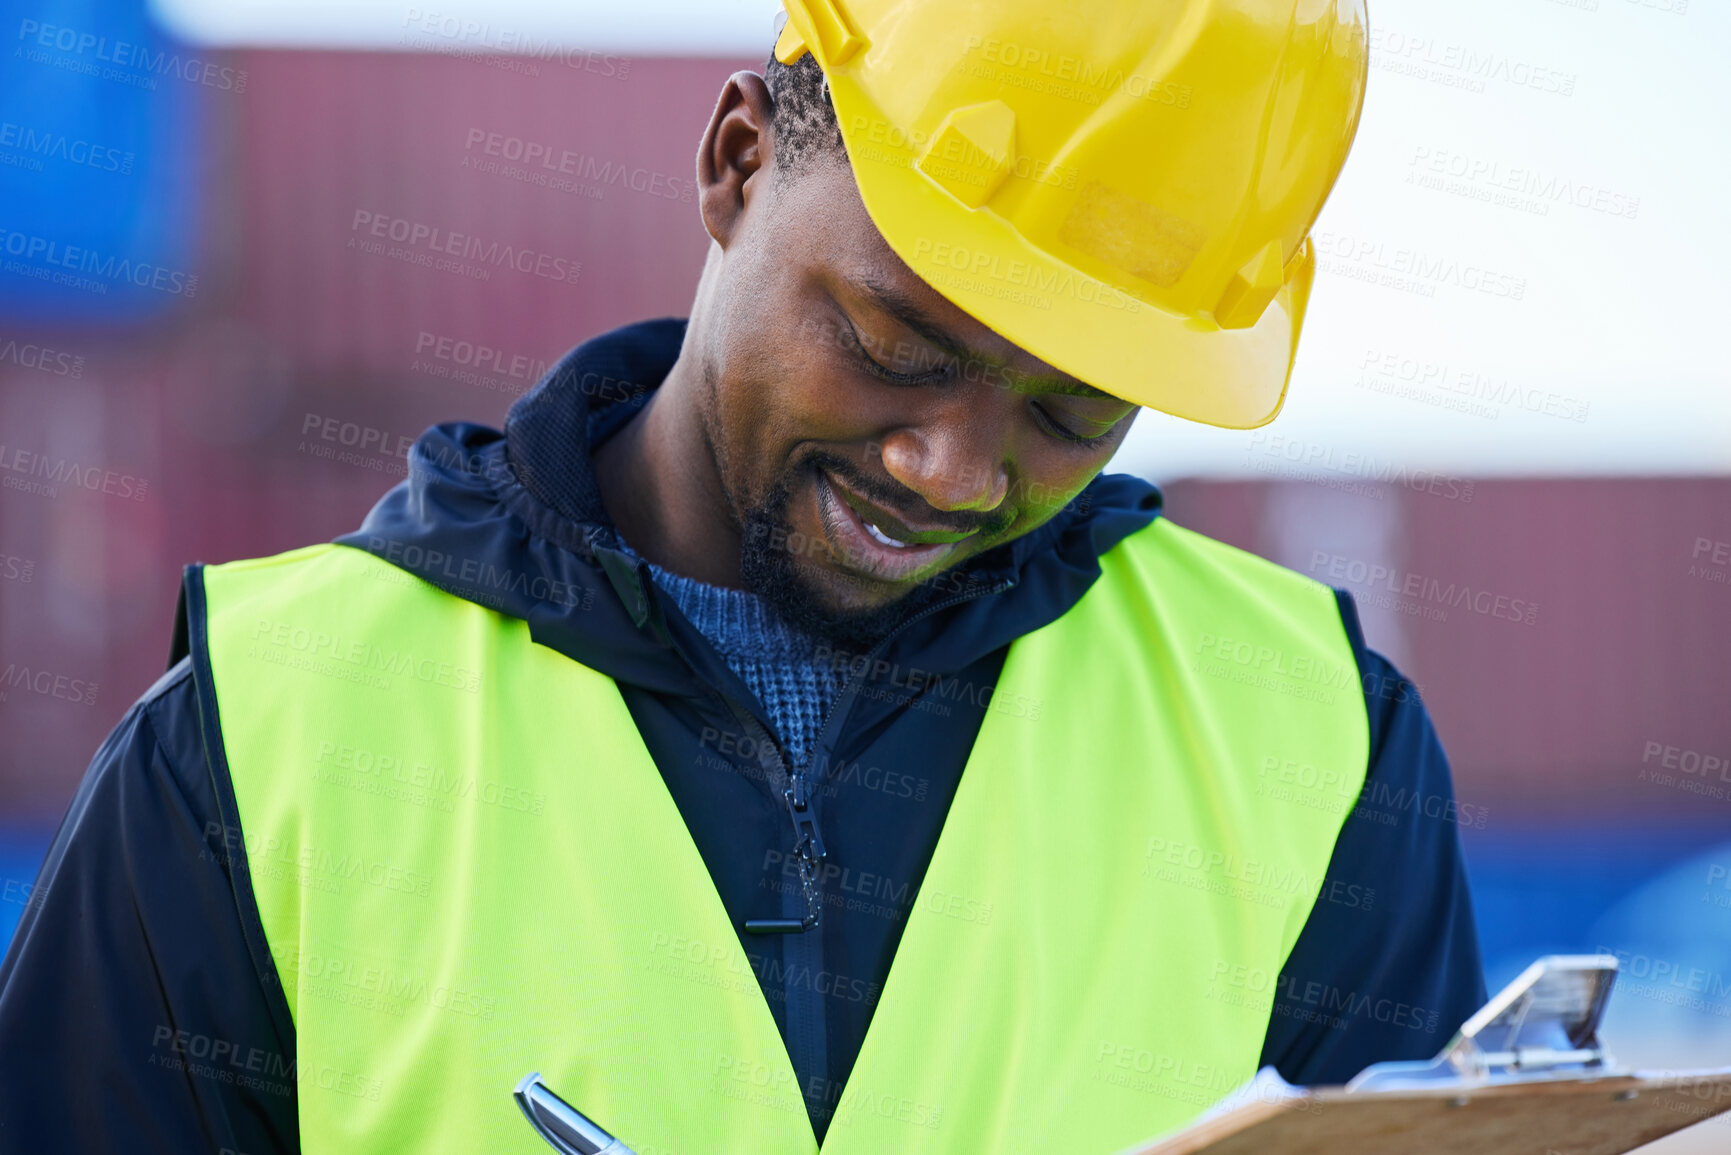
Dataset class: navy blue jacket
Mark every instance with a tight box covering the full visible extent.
[0,320,1485,1153]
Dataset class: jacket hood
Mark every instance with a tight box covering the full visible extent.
[337,318,1164,705]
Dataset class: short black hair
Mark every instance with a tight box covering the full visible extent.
[764,47,848,177]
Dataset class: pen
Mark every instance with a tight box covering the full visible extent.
[513,1072,638,1155]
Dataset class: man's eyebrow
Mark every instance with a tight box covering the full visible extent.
[855,276,972,361]
[852,276,1120,400]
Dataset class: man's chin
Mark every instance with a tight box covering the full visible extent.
[739,544,922,652]
[736,471,965,651]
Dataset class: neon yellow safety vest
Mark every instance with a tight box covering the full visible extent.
[199,520,1368,1154]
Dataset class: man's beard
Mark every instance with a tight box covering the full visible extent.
[737,460,944,653]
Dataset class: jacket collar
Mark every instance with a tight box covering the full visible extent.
[502,316,685,531]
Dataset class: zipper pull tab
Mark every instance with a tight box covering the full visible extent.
[744,781,827,934]
[787,782,825,931]
[786,781,827,863]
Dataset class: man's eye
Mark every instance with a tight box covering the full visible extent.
[843,320,947,385]
[1032,403,1114,445]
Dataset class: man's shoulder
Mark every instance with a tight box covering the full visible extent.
[1099,518,1458,767]
[196,542,443,619]
[138,650,195,708]
[1102,517,1366,670]
[1116,516,1338,603]
[200,541,363,581]
[103,655,226,825]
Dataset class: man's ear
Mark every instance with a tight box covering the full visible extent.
[697,72,776,248]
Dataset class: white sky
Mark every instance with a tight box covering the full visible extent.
[150,0,1731,480]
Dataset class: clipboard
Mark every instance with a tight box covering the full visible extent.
[1125,956,1731,1155]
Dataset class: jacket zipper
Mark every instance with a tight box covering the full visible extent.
[623,548,1014,1134]
[773,573,1017,1133]
[745,573,1016,935]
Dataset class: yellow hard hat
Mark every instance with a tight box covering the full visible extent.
[775,0,1369,428]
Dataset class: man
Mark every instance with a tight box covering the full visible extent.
[0,2,1484,1152]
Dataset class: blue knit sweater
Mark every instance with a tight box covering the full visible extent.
[623,544,842,770]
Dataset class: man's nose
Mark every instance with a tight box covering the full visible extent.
[875,419,1010,514]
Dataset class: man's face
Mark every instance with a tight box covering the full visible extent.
[698,157,1139,644]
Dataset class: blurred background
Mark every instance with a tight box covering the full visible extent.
[0,0,1727,1146]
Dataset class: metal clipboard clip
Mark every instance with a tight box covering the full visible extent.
[1347,954,1622,1091]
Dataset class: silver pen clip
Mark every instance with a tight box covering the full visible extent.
[514,1072,638,1155]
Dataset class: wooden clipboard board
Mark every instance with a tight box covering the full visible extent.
[1126,1068,1731,1155]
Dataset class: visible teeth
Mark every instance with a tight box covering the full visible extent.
[864,521,911,549]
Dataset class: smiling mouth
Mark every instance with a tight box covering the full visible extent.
[827,472,982,546]
[814,470,981,584]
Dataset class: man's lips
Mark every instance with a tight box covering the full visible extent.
[813,471,978,583]
[825,473,982,546]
